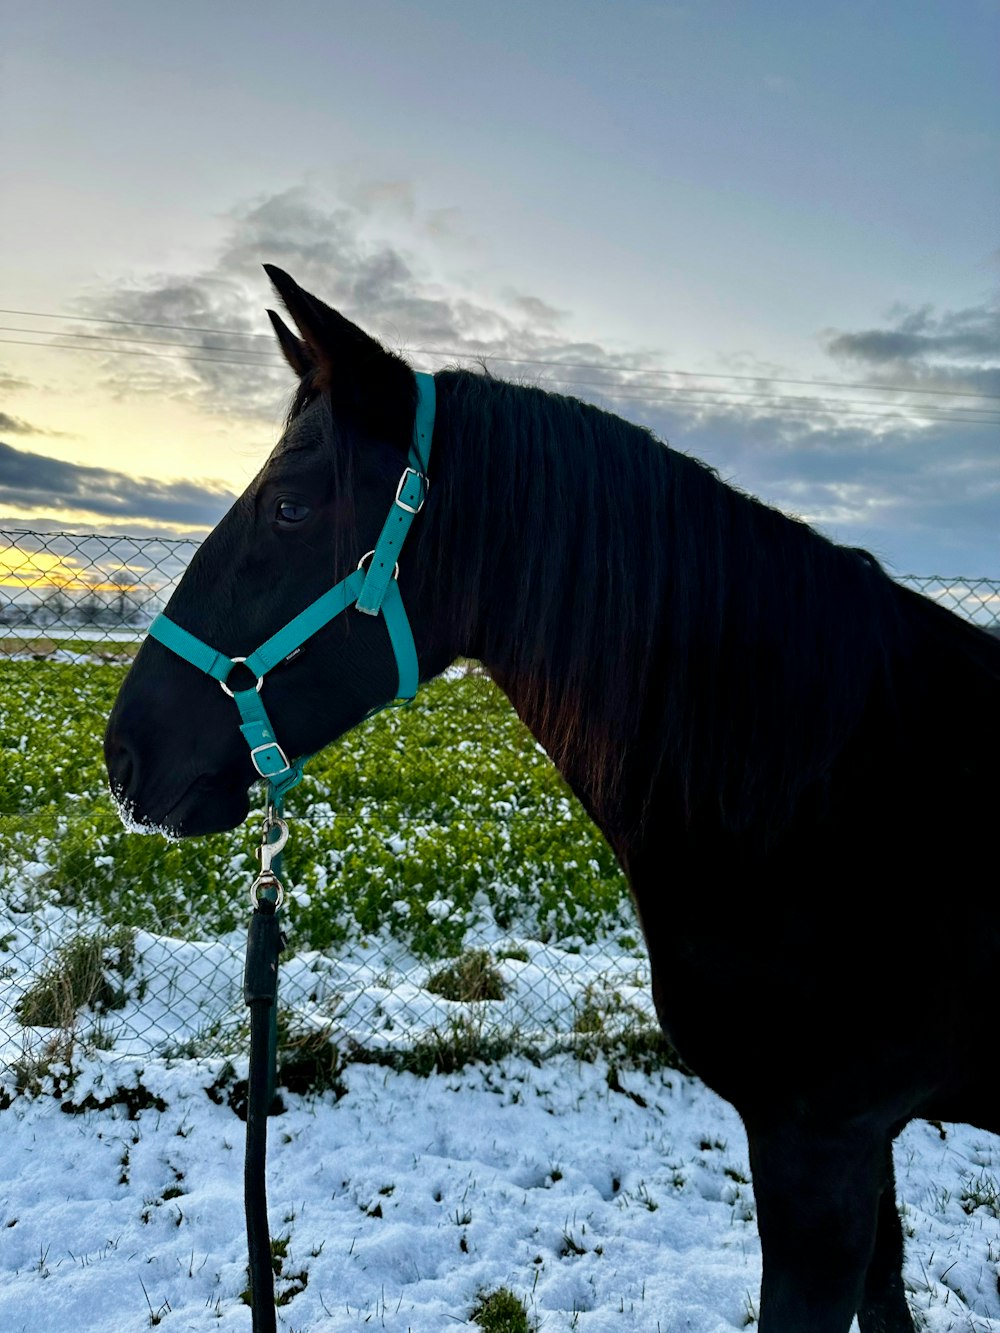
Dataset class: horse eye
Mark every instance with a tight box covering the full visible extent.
[276,499,310,525]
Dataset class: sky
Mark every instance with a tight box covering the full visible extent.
[1,0,998,576]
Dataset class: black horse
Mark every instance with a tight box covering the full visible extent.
[106,268,1000,1333]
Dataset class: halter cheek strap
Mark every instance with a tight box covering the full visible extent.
[146,372,435,801]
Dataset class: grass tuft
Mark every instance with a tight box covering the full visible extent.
[9,1030,78,1098]
[15,926,135,1028]
[470,1286,534,1332]
[274,1011,348,1100]
[960,1171,1000,1219]
[401,1015,514,1075]
[427,949,507,1002]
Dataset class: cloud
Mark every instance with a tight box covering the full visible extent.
[0,441,234,531]
[0,412,42,435]
[74,184,1000,574]
[824,296,1000,397]
[79,186,664,418]
[652,407,999,574]
[0,411,68,438]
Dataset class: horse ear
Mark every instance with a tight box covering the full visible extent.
[263,263,394,382]
[263,264,414,440]
[267,308,315,379]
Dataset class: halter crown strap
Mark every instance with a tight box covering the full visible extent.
[355,376,434,615]
[146,371,435,800]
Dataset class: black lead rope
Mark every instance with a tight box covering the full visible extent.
[243,897,284,1333]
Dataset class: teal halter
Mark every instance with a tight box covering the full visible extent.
[147,371,435,802]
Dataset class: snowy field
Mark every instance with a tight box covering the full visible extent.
[3,661,999,1329]
[1,1050,999,1332]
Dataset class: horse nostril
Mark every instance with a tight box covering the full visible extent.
[104,735,136,797]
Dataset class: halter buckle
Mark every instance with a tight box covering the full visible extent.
[394,467,428,514]
[250,741,291,777]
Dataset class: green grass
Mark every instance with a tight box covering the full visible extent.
[2,660,631,957]
[960,1171,1000,1219]
[0,635,140,659]
[470,1287,534,1332]
[427,948,507,1001]
[15,925,135,1027]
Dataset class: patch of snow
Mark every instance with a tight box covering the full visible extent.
[0,1057,997,1331]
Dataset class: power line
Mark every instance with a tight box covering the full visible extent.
[0,336,282,371]
[1,335,997,430]
[537,378,1000,422]
[0,324,280,359]
[2,305,997,403]
[0,307,267,339]
[409,349,1000,404]
[542,380,1000,428]
[4,323,997,421]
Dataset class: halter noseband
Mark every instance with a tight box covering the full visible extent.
[147,371,435,801]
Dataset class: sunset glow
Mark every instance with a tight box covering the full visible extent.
[0,546,138,595]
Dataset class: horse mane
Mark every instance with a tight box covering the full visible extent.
[422,369,1000,842]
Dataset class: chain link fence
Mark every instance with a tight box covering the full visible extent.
[4,526,999,647]
[3,527,1000,1077]
[0,527,198,660]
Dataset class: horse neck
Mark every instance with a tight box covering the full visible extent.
[421,372,693,837]
[421,372,911,849]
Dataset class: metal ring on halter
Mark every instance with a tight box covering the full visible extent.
[357,550,400,580]
[249,874,284,909]
[220,656,264,698]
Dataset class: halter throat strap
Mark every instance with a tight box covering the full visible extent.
[147,371,435,800]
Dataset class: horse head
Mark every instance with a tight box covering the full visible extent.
[104,268,456,836]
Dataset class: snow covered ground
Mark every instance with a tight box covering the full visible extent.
[1,1050,998,1332]
[3,657,999,1330]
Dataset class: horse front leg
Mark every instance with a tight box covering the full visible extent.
[857,1148,914,1333]
[746,1116,902,1333]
